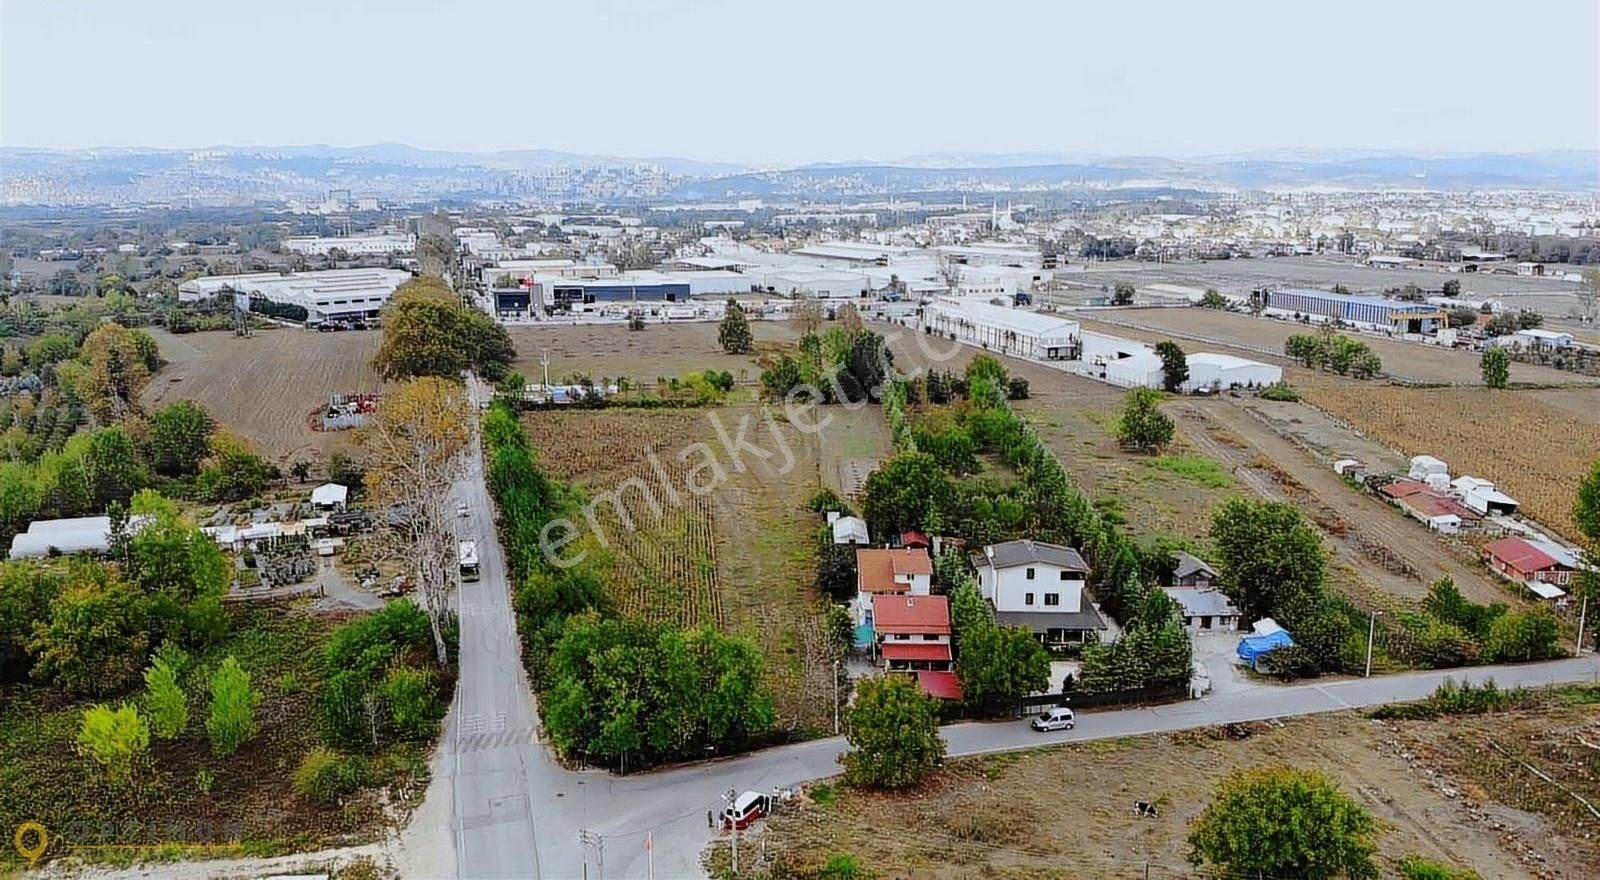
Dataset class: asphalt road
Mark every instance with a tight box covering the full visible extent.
[438,379,1600,879]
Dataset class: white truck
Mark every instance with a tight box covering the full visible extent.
[458,540,480,582]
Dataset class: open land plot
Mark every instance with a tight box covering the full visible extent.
[506,320,799,387]
[523,405,836,732]
[1075,309,1595,386]
[816,404,894,499]
[1299,381,1600,543]
[715,700,1600,880]
[142,327,382,466]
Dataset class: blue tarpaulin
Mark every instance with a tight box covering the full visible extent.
[1237,629,1294,664]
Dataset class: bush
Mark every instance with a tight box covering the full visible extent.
[207,655,261,755]
[293,746,366,803]
[383,666,443,740]
[1398,855,1480,880]
[1259,382,1299,402]
[77,703,151,784]
[143,654,189,739]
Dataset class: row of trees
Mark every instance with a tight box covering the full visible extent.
[481,400,776,770]
[1285,329,1383,378]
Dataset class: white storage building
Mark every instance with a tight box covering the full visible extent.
[9,515,153,559]
[1184,353,1283,390]
[921,298,1081,361]
[281,233,415,256]
[177,268,412,325]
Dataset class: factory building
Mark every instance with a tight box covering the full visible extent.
[1261,288,1447,333]
[920,298,1080,361]
[177,269,412,325]
[281,233,415,256]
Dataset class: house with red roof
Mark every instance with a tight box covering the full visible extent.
[872,593,951,671]
[1484,536,1577,589]
[852,547,933,629]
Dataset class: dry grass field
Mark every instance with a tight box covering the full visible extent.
[1077,309,1594,386]
[523,404,836,732]
[1300,381,1600,543]
[716,699,1600,880]
[142,327,383,465]
[506,320,799,384]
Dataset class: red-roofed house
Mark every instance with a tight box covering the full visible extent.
[873,593,951,671]
[1484,537,1575,587]
[853,547,933,628]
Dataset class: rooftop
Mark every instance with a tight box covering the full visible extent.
[856,547,934,593]
[1271,287,1440,312]
[873,594,951,633]
[924,298,1080,339]
[975,539,1088,572]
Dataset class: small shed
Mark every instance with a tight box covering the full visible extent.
[310,483,349,512]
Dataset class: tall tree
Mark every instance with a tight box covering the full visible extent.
[955,624,1051,710]
[373,278,515,381]
[718,299,753,354]
[1188,767,1378,880]
[206,655,261,755]
[359,377,473,664]
[79,323,152,424]
[143,653,189,740]
[1115,387,1175,452]
[145,400,215,477]
[1210,498,1326,624]
[1154,341,1189,393]
[1111,281,1135,305]
[841,675,945,789]
[861,452,951,538]
[1480,346,1510,389]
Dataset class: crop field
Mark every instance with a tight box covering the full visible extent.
[142,327,383,465]
[522,405,835,731]
[506,320,799,386]
[1300,383,1600,543]
[1075,309,1593,386]
[714,698,1600,879]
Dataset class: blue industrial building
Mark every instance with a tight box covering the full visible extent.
[1263,288,1445,333]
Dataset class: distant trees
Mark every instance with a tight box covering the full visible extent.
[1448,306,1480,328]
[1284,330,1382,379]
[1486,309,1544,336]
[372,277,516,381]
[718,299,753,354]
[78,323,153,424]
[841,675,945,789]
[1481,346,1510,388]
[1442,278,1461,298]
[1115,387,1174,452]
[1154,341,1188,392]
[145,400,215,477]
[1111,281,1135,305]
[1188,767,1378,880]
[1199,288,1229,309]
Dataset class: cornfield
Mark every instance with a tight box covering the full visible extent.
[1303,383,1600,542]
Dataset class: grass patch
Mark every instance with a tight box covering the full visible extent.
[810,783,838,806]
[1146,454,1232,488]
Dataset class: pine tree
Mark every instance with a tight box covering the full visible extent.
[718,299,753,354]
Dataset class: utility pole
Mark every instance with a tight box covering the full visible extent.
[833,658,841,735]
[579,830,605,880]
[1578,595,1589,655]
[1364,609,1381,678]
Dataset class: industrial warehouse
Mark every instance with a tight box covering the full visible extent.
[177,268,413,326]
[1259,287,1448,333]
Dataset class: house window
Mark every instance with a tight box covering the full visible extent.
[1025,592,1035,606]
[1060,570,1074,581]
[1044,593,1060,607]
[1025,568,1036,580]
[922,633,938,641]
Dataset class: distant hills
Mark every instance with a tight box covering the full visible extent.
[2,143,1595,205]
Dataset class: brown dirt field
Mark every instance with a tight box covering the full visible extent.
[1530,388,1600,426]
[1077,309,1596,386]
[523,405,835,733]
[142,328,382,466]
[1298,382,1600,543]
[720,702,1600,880]
[506,321,800,385]
[1175,398,1513,607]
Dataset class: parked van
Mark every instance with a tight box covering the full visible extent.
[1031,707,1075,732]
[721,790,771,830]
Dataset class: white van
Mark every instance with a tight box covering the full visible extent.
[1031,707,1075,732]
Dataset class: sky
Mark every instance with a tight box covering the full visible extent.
[2,0,1597,165]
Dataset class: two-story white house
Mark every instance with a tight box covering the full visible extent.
[971,539,1105,647]
[852,547,933,629]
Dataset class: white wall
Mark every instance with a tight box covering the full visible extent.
[980,563,1084,612]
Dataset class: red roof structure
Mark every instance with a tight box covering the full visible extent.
[1485,537,1565,575]
[915,670,963,700]
[880,642,953,663]
[856,548,934,594]
[872,594,950,634]
[1380,480,1431,499]
[899,530,931,549]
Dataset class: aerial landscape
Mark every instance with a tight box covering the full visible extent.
[3,1,1600,879]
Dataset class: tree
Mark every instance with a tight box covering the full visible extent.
[1480,346,1510,389]
[196,430,278,502]
[76,427,147,510]
[1576,459,1600,560]
[29,572,152,695]
[861,452,950,538]
[1115,387,1175,452]
[964,354,1007,389]
[949,580,992,652]
[1210,498,1326,625]
[77,703,151,785]
[1154,341,1188,393]
[0,561,61,679]
[833,330,892,403]
[1481,608,1562,663]
[815,539,859,603]
[145,400,215,477]
[1442,278,1461,298]
[956,624,1051,710]
[359,377,472,664]
[1188,766,1378,880]
[1111,281,1135,305]
[143,653,189,739]
[718,299,753,354]
[372,278,515,381]
[1448,306,1480,328]
[1199,288,1228,309]
[791,298,824,335]
[841,675,945,789]
[79,323,152,424]
[207,655,261,755]
[760,355,805,401]
[1578,268,1599,325]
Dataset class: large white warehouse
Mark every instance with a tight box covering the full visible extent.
[178,268,413,325]
[920,298,1080,360]
[281,233,415,256]
[1184,352,1283,390]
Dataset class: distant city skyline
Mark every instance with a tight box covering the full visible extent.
[3,0,1597,164]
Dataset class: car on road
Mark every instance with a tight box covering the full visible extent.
[456,501,470,517]
[721,790,771,830]
[1031,707,1075,732]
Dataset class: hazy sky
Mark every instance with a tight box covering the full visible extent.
[3,0,1597,164]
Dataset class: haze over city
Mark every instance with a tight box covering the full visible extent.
[3,0,1598,163]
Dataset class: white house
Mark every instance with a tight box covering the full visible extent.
[853,547,933,628]
[1512,328,1575,350]
[310,483,349,512]
[970,539,1105,647]
[1183,353,1283,390]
